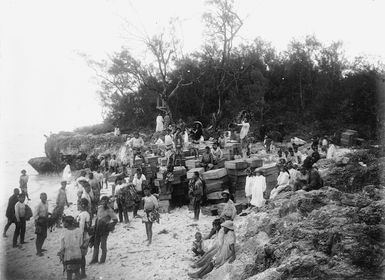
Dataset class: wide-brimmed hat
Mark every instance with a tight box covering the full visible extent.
[221,190,230,196]
[221,220,235,230]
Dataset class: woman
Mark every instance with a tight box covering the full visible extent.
[269,165,290,199]
[142,187,159,246]
[156,114,164,132]
[77,199,91,279]
[58,216,83,280]
[247,169,266,208]
[188,221,236,279]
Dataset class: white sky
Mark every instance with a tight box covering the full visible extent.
[0,0,384,134]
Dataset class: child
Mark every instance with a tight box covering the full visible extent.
[192,232,205,256]
[19,170,30,200]
[58,216,83,280]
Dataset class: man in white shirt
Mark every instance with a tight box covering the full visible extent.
[35,192,49,256]
[132,169,146,218]
[128,132,145,163]
[13,193,26,247]
[109,154,118,173]
[237,118,250,158]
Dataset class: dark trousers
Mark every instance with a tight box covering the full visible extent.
[118,202,129,223]
[13,218,26,245]
[35,226,47,253]
[194,204,201,220]
[81,255,86,276]
[4,219,16,235]
[91,234,108,263]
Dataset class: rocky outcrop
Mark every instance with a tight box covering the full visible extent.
[28,157,57,174]
[204,150,384,280]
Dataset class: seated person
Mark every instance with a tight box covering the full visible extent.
[303,166,324,192]
[311,145,321,163]
[188,221,236,279]
[192,232,205,257]
[293,167,309,191]
[200,146,214,171]
[212,142,223,164]
[270,165,290,199]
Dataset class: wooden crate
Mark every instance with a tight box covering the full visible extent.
[159,193,172,200]
[146,156,159,166]
[245,158,263,168]
[173,166,187,177]
[206,191,223,200]
[225,160,248,170]
[186,159,201,170]
[202,168,227,180]
[158,200,170,213]
[187,167,205,179]
[205,180,225,194]
[227,168,248,177]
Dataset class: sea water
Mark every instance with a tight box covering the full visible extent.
[0,129,62,219]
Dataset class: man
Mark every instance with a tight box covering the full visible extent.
[13,193,27,247]
[19,169,30,200]
[200,146,214,171]
[128,132,145,163]
[220,190,237,221]
[212,142,223,164]
[164,129,174,148]
[3,188,20,237]
[90,196,118,264]
[132,169,146,218]
[237,117,250,158]
[109,154,118,173]
[89,172,101,209]
[55,180,70,227]
[174,127,184,166]
[35,192,49,256]
[189,172,204,220]
[99,156,109,188]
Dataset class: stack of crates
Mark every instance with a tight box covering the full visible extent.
[340,129,358,146]
[223,142,241,161]
[202,168,228,203]
[225,160,248,200]
[259,163,279,197]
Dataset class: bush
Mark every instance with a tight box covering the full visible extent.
[74,123,114,135]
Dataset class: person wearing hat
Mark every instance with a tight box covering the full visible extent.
[212,142,223,164]
[54,180,70,227]
[127,131,145,164]
[19,169,30,201]
[188,220,236,279]
[90,196,118,264]
[200,146,214,171]
[219,190,236,221]
[59,215,83,280]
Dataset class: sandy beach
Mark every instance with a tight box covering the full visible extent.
[2,181,216,280]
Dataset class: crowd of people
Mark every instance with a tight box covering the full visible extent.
[4,114,341,279]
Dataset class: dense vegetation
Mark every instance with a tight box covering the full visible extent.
[84,0,384,140]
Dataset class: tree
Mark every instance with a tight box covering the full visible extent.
[202,0,244,127]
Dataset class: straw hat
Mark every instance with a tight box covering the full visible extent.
[221,220,235,230]
[221,190,230,196]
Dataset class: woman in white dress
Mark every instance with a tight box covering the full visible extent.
[250,169,266,207]
[62,163,72,183]
[156,114,164,132]
[270,165,290,199]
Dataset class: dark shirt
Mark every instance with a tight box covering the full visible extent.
[6,194,19,220]
[304,169,324,191]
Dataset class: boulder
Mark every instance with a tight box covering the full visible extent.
[28,157,57,174]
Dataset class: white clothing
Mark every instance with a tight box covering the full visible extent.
[128,137,144,148]
[132,174,146,192]
[245,175,266,207]
[239,121,250,140]
[165,134,174,147]
[288,168,299,185]
[62,164,72,182]
[156,115,164,132]
[184,131,189,147]
[270,171,290,199]
[327,144,337,159]
[77,211,90,235]
[155,138,164,145]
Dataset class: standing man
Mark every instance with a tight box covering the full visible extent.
[132,169,146,218]
[3,188,20,237]
[237,117,250,159]
[128,132,145,164]
[35,192,49,256]
[109,155,118,173]
[19,169,30,201]
[174,127,184,166]
[189,172,204,220]
[90,196,118,264]
[55,180,70,227]
[13,193,27,247]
